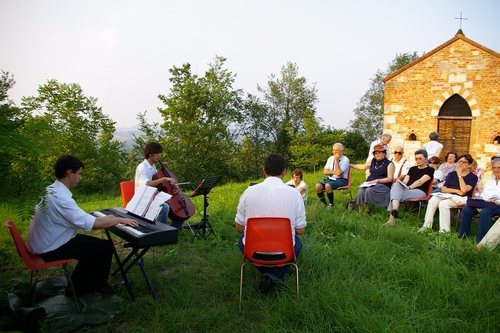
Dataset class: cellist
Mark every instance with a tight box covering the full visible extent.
[134,142,183,229]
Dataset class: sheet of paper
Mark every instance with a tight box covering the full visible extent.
[126,186,157,216]
[144,191,172,221]
[359,181,376,188]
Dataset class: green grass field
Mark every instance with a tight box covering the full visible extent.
[1,169,500,332]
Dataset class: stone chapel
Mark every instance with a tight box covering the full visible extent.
[382,29,500,168]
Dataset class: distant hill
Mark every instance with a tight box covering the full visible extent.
[113,124,142,150]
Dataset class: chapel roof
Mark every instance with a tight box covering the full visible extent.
[382,30,500,82]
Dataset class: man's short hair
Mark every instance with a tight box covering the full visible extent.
[144,142,163,159]
[292,168,303,180]
[414,149,428,159]
[382,133,392,140]
[429,132,439,141]
[54,155,84,179]
[333,143,344,150]
[264,153,286,177]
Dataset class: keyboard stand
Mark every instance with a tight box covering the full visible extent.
[105,230,159,301]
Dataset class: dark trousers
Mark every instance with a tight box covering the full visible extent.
[40,233,114,294]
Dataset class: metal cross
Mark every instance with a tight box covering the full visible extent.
[455,12,467,29]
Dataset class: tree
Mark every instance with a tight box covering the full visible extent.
[158,56,243,185]
[258,62,318,160]
[0,70,44,206]
[349,52,419,143]
[20,80,125,194]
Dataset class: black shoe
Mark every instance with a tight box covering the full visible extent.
[258,276,272,293]
[390,209,399,218]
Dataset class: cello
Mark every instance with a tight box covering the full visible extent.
[153,159,195,222]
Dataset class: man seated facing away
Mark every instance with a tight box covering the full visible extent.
[28,155,138,296]
[235,153,306,292]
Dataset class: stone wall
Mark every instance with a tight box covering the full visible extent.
[383,34,500,169]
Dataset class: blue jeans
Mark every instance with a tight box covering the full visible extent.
[459,205,500,242]
[238,234,302,282]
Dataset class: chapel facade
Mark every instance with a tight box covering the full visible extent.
[382,30,500,168]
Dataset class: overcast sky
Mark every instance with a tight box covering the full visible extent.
[1,0,499,130]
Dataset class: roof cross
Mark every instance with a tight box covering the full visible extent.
[455,12,467,29]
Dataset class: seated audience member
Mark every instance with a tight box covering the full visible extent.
[28,155,138,296]
[365,133,392,178]
[438,151,458,179]
[390,146,410,181]
[423,131,443,159]
[428,156,445,190]
[350,144,394,214]
[470,160,484,187]
[235,153,306,292]
[477,216,500,251]
[419,154,477,233]
[480,155,499,188]
[315,143,349,208]
[384,149,434,226]
[286,168,308,203]
[458,159,500,242]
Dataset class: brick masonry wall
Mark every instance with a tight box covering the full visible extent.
[383,36,500,168]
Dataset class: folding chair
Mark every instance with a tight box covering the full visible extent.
[120,181,135,207]
[405,181,434,223]
[4,221,80,313]
[335,168,352,203]
[239,217,299,311]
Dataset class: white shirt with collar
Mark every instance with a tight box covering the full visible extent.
[135,159,158,192]
[28,180,96,254]
[235,177,306,245]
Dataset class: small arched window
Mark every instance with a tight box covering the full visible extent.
[408,133,417,141]
[493,136,500,144]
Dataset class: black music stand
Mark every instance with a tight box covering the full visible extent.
[187,175,222,240]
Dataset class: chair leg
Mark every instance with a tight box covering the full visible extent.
[239,263,247,312]
[30,271,38,306]
[293,264,299,301]
[63,264,81,313]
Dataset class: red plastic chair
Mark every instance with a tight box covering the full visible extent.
[239,217,299,311]
[405,180,434,223]
[120,181,135,207]
[4,221,80,313]
[336,168,352,202]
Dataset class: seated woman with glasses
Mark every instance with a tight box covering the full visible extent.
[418,154,478,233]
[384,149,434,227]
[350,144,394,214]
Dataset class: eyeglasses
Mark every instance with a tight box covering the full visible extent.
[415,157,425,161]
[429,161,438,164]
[394,151,403,155]
[457,160,469,164]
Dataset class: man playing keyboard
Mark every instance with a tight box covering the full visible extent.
[28,155,138,296]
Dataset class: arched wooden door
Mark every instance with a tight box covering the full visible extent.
[437,94,472,156]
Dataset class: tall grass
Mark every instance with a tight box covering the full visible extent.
[1,170,500,332]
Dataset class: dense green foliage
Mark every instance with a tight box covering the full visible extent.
[1,170,500,332]
[1,56,371,222]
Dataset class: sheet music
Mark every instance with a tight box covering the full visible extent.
[144,191,172,221]
[126,186,158,216]
[359,181,376,188]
